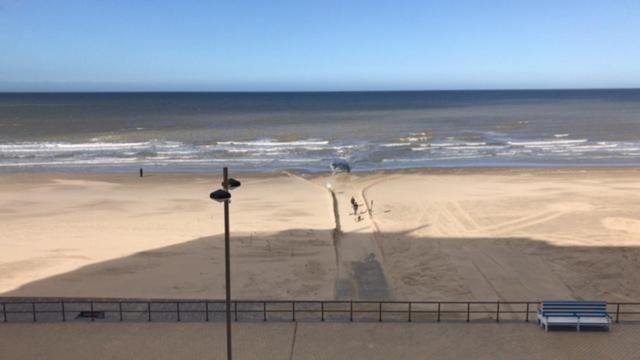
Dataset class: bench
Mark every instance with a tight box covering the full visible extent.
[537,301,611,332]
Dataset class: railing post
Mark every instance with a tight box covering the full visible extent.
[616,304,620,323]
[350,300,353,322]
[90,301,95,322]
[525,303,530,322]
[205,301,209,322]
[177,302,181,322]
[379,302,382,322]
[119,302,123,322]
[466,303,470,322]
[61,301,66,322]
[148,302,152,322]
[496,301,500,322]
[292,301,296,322]
[32,302,36,322]
[437,303,441,322]
[263,302,266,322]
[234,301,238,322]
[321,301,324,322]
[408,302,412,322]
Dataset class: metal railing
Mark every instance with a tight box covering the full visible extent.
[1,298,640,324]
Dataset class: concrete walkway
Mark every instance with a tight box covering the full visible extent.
[2,322,639,360]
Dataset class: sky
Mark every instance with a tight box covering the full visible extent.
[1,0,639,92]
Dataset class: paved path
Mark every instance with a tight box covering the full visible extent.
[2,322,639,360]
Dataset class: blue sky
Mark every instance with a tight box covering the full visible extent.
[1,0,639,91]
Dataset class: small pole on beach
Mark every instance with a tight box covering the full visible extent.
[210,167,241,360]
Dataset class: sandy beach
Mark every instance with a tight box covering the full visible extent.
[2,168,640,302]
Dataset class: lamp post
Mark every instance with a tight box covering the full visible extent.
[210,167,241,360]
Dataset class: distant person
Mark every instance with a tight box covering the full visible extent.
[139,168,144,178]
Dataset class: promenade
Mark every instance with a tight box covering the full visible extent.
[2,322,640,360]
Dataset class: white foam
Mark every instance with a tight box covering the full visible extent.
[0,157,140,167]
[381,143,410,147]
[156,150,198,155]
[507,139,588,147]
[442,145,503,150]
[2,136,640,170]
[0,142,151,153]
[216,139,328,147]
[430,142,488,148]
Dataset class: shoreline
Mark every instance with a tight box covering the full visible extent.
[0,166,640,191]
[3,165,640,175]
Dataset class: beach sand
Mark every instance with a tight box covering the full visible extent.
[0,172,336,299]
[2,168,640,301]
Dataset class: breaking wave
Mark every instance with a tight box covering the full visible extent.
[2,135,640,172]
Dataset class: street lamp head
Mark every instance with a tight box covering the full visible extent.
[222,178,241,190]
[210,189,231,202]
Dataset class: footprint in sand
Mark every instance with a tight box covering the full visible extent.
[602,217,640,234]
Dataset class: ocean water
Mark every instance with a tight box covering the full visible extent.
[1,90,640,173]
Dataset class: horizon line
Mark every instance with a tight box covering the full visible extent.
[1,86,640,94]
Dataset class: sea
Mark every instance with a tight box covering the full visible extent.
[1,89,640,173]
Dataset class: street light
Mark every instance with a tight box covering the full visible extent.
[210,189,231,202]
[210,167,241,360]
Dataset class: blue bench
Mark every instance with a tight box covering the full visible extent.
[537,301,611,332]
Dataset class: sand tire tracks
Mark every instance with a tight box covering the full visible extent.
[328,188,343,286]
[361,177,396,263]
[485,211,565,235]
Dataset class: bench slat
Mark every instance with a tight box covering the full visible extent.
[546,317,610,325]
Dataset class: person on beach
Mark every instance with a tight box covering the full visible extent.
[139,168,144,178]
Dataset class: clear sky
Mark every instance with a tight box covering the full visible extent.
[1,0,639,91]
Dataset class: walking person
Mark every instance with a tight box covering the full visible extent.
[139,167,144,178]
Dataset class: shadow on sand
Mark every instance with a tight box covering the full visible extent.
[2,228,640,304]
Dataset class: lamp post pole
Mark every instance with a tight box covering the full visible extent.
[223,167,232,360]
[210,167,241,360]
